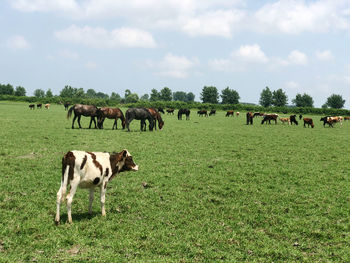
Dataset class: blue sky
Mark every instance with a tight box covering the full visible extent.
[1,0,350,107]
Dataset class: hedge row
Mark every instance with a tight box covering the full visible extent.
[1,95,350,116]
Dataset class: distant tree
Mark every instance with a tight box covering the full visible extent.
[186,92,195,102]
[46,89,53,98]
[322,103,328,109]
[173,91,187,101]
[325,94,345,109]
[86,89,97,98]
[292,93,314,107]
[0,84,14,95]
[159,87,172,101]
[150,89,160,101]
[221,87,240,104]
[272,89,288,107]
[60,85,76,98]
[124,89,131,99]
[96,92,109,99]
[201,86,219,104]
[259,86,273,107]
[140,94,149,101]
[14,86,26,96]
[110,92,121,101]
[125,93,139,103]
[34,89,45,98]
[75,88,85,98]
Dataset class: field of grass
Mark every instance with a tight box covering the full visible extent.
[0,101,349,262]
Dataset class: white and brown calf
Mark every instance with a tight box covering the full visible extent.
[55,149,138,224]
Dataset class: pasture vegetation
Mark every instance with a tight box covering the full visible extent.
[0,101,349,262]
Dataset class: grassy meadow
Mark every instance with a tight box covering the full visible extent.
[0,101,349,262]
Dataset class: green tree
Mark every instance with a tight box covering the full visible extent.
[325,94,345,109]
[124,89,131,99]
[159,87,172,101]
[259,86,273,107]
[75,88,85,98]
[46,89,53,98]
[110,92,121,101]
[272,89,288,107]
[14,86,26,96]
[150,89,160,101]
[200,86,219,104]
[186,92,195,102]
[86,89,97,98]
[60,85,76,98]
[221,87,240,104]
[140,94,149,101]
[96,92,109,99]
[173,91,187,101]
[34,89,45,98]
[125,93,139,103]
[0,84,14,95]
[292,93,314,107]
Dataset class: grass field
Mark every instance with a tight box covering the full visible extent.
[0,101,349,262]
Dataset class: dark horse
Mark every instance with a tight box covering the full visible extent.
[67,104,99,129]
[178,109,190,120]
[148,108,164,130]
[157,108,165,114]
[97,107,125,130]
[125,108,154,132]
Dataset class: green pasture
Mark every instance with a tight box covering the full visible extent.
[0,101,349,262]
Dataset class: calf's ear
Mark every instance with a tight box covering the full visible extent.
[122,150,128,158]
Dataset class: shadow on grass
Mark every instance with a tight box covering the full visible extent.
[55,212,100,225]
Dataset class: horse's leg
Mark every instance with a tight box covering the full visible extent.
[113,119,117,130]
[72,115,77,129]
[77,115,82,129]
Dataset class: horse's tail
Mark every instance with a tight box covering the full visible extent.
[67,105,75,119]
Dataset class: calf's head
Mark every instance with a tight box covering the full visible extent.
[110,149,138,175]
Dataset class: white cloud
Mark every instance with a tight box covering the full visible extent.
[54,25,157,48]
[6,35,30,50]
[233,44,268,63]
[150,53,198,78]
[11,0,78,12]
[315,50,334,61]
[287,50,308,65]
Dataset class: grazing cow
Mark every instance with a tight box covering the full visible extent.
[225,110,234,117]
[157,108,165,114]
[209,109,216,116]
[328,116,343,127]
[303,118,314,128]
[125,108,154,132]
[197,110,208,117]
[55,149,138,224]
[178,109,190,120]
[166,108,174,115]
[236,112,240,117]
[320,116,333,127]
[299,114,303,120]
[344,116,350,121]
[147,108,164,130]
[45,103,50,109]
[37,103,42,109]
[279,117,290,125]
[261,114,279,124]
[29,104,35,110]
[246,112,253,125]
[290,115,298,125]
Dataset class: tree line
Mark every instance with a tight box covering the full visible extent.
[0,83,346,109]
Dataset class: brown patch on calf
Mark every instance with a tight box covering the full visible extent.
[87,152,103,175]
[80,155,87,170]
[119,156,137,172]
[105,168,109,177]
[62,151,76,182]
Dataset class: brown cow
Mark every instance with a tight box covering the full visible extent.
[261,114,279,124]
[303,118,314,128]
[225,110,234,117]
[279,117,290,124]
[29,104,35,110]
[166,108,174,115]
[45,103,50,109]
[197,110,208,117]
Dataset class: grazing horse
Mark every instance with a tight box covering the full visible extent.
[148,108,164,130]
[303,118,314,128]
[197,110,208,117]
[157,108,165,114]
[261,114,279,124]
[209,109,216,116]
[67,104,99,129]
[37,103,42,109]
[64,102,70,111]
[225,110,234,117]
[125,108,154,132]
[97,107,125,130]
[178,109,190,120]
[166,108,174,115]
[29,104,35,110]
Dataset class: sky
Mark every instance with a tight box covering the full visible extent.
[1,0,350,108]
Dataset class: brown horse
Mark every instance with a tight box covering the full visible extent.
[67,104,99,129]
[97,107,126,130]
[148,108,164,130]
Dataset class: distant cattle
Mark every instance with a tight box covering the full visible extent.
[45,103,50,109]
[178,109,190,120]
[261,114,279,124]
[320,116,343,128]
[303,118,314,128]
[37,103,42,109]
[209,109,216,116]
[55,149,138,224]
[157,108,165,114]
[290,115,298,125]
[64,102,70,111]
[29,104,35,110]
[236,112,240,117]
[197,110,208,117]
[166,109,174,115]
[344,116,350,121]
[246,112,263,125]
[299,114,303,120]
[279,117,290,124]
[225,110,234,117]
